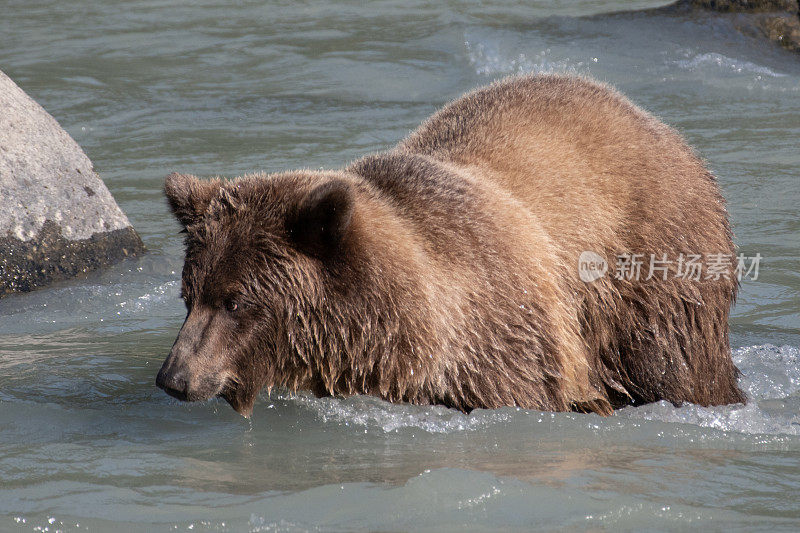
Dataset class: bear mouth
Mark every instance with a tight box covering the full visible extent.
[162,385,189,402]
[217,379,256,418]
[157,371,226,403]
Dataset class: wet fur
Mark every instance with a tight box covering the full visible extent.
[160,74,746,416]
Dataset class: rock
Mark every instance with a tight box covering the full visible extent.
[0,70,144,297]
[685,0,797,13]
[753,12,800,51]
[659,0,800,52]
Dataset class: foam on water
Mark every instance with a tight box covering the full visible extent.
[464,38,595,76]
[461,19,800,98]
[0,259,181,335]
[622,345,800,436]
[673,51,786,78]
[286,345,800,439]
[735,344,800,398]
[464,41,598,76]
[289,392,514,433]
[114,279,179,315]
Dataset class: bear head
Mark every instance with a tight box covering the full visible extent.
[156,171,366,416]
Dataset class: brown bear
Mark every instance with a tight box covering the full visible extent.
[157,74,746,417]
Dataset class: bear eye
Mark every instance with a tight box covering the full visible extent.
[179,287,191,308]
[225,300,239,313]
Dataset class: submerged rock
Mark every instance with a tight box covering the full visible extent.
[741,9,800,51]
[663,0,800,52]
[685,0,797,12]
[0,70,144,297]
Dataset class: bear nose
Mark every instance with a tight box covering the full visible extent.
[156,366,189,401]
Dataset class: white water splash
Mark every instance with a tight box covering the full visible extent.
[621,345,800,435]
[673,52,786,78]
[287,345,800,437]
[288,392,513,433]
[464,39,595,76]
[115,279,180,315]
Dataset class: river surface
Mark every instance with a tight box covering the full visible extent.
[1,1,799,531]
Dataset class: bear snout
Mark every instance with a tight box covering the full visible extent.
[157,307,234,404]
[156,363,190,401]
[156,356,224,403]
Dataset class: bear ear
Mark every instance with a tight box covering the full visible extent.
[288,180,354,259]
[164,172,221,228]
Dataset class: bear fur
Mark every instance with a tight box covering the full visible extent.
[157,74,746,417]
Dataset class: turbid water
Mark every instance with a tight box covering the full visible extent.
[1,1,799,531]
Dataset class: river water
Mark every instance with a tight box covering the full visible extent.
[1,1,799,531]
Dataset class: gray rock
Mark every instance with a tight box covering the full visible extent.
[0,69,144,297]
[648,0,800,52]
